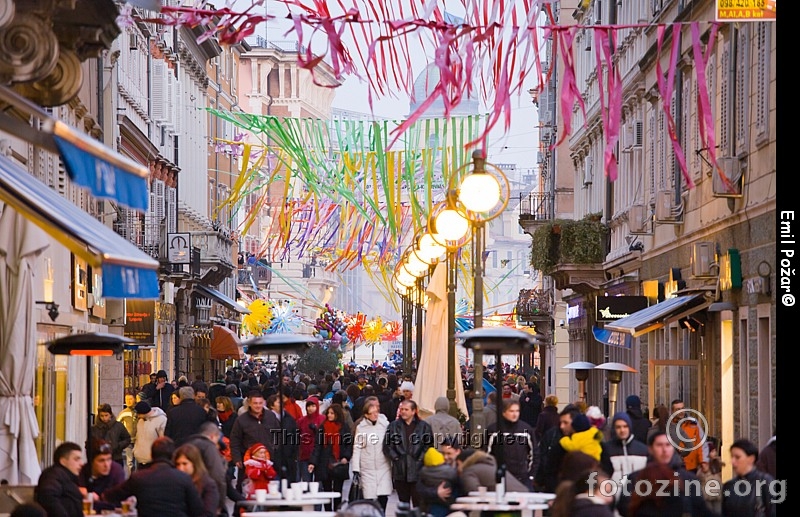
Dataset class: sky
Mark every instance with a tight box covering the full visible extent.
[233,0,541,175]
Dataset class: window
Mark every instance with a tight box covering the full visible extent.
[719,38,731,153]
[754,23,771,143]
[734,26,749,156]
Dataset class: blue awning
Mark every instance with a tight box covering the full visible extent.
[195,284,251,314]
[592,326,632,349]
[0,154,159,299]
[53,124,149,211]
[0,85,149,212]
[604,293,713,337]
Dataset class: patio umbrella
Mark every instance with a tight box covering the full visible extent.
[415,262,469,419]
[0,202,49,484]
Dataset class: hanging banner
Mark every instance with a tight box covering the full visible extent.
[716,0,776,21]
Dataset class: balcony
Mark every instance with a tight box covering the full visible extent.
[237,262,272,289]
[518,191,555,236]
[516,288,552,326]
[529,216,609,294]
[191,231,235,286]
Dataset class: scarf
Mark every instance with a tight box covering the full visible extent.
[218,409,233,423]
[323,420,342,461]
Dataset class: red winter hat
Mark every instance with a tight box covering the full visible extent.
[245,443,269,461]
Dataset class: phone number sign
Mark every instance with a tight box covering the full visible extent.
[716,0,776,21]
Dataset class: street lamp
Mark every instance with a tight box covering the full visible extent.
[46,332,135,465]
[595,362,637,415]
[459,327,536,494]
[243,333,321,480]
[563,361,597,404]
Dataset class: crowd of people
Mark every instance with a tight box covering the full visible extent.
[22,361,780,517]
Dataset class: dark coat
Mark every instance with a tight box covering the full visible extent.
[486,417,536,488]
[721,469,777,517]
[90,420,131,463]
[570,497,615,517]
[626,408,650,446]
[197,473,220,517]
[519,390,543,428]
[151,382,175,409]
[756,438,777,479]
[263,410,300,481]
[229,409,276,465]
[383,416,434,483]
[34,464,84,517]
[102,460,206,517]
[165,399,209,445]
[416,464,458,516]
[534,405,559,442]
[533,425,566,493]
[309,422,354,482]
[79,461,126,511]
[185,434,228,512]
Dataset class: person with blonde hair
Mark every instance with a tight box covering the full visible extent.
[535,394,560,443]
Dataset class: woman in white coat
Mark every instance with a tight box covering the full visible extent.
[351,398,393,512]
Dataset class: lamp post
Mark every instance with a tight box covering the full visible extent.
[563,361,597,404]
[460,327,536,492]
[595,362,637,415]
[45,332,134,465]
[242,333,321,480]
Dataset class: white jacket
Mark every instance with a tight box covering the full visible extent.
[351,414,393,498]
[133,407,167,464]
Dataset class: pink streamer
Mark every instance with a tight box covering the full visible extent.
[593,28,623,181]
[656,24,693,189]
[553,26,587,148]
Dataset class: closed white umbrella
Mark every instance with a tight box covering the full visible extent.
[415,262,469,419]
[0,202,48,484]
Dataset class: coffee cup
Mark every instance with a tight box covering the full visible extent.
[296,481,308,492]
[309,481,320,494]
[268,480,280,494]
[255,489,268,502]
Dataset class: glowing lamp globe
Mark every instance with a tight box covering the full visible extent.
[417,233,446,262]
[459,172,501,213]
[434,208,469,241]
[404,253,429,276]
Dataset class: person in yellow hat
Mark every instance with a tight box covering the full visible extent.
[416,447,458,517]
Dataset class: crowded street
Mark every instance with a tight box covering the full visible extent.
[0,0,780,516]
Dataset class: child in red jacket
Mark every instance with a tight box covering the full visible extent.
[242,443,277,498]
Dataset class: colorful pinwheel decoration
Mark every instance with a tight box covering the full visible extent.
[243,299,272,336]
[345,312,367,344]
[267,299,302,333]
[382,320,402,341]
[455,298,475,334]
[364,316,384,343]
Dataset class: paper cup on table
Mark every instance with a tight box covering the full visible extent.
[268,480,280,494]
[255,489,268,503]
[309,481,320,493]
[296,481,308,492]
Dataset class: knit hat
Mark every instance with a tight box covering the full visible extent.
[156,370,168,379]
[572,414,591,433]
[586,406,606,428]
[400,381,415,392]
[625,395,641,409]
[423,447,445,467]
[612,411,633,429]
[245,443,269,461]
[134,401,151,415]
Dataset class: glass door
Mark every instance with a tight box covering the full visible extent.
[35,324,70,468]
[647,359,702,415]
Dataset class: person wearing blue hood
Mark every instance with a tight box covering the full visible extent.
[600,412,649,492]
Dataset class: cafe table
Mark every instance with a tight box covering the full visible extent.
[233,497,330,514]
[466,491,556,502]
[242,512,336,517]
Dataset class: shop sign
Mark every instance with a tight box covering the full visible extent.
[716,0,776,22]
[124,299,156,345]
[595,296,649,321]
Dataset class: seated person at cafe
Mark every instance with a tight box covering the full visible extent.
[79,440,126,512]
[34,442,85,517]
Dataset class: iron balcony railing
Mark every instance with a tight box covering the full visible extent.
[519,192,555,221]
[516,288,552,323]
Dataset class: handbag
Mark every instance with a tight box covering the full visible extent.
[348,472,363,502]
[329,459,350,481]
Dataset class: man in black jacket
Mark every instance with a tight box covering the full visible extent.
[102,437,206,517]
[485,400,536,490]
[34,442,85,517]
[383,399,434,508]
[165,386,209,446]
[624,395,650,445]
[533,404,579,493]
[518,382,543,428]
[150,370,175,410]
